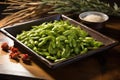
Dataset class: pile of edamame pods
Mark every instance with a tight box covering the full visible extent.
[16,20,103,62]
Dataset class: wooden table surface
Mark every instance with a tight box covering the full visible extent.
[0,15,120,80]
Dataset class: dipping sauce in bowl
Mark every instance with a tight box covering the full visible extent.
[79,11,109,31]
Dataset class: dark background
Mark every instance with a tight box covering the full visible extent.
[0,0,120,17]
[101,0,120,6]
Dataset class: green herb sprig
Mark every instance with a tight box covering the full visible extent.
[41,0,120,16]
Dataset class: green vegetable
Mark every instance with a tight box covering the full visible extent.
[41,0,120,16]
[16,20,103,62]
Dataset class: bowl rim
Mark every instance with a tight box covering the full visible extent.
[79,11,109,23]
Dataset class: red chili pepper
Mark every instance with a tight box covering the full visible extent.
[22,54,31,64]
[9,52,19,59]
[10,47,19,53]
[1,42,9,51]
[22,54,28,60]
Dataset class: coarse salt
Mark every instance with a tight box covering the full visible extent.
[83,14,103,22]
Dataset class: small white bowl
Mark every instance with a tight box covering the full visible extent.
[79,11,109,31]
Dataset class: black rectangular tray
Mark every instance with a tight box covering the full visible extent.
[0,14,119,68]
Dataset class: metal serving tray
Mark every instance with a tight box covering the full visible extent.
[0,14,119,68]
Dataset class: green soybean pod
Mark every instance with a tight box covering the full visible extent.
[57,50,61,58]
[36,51,44,56]
[74,46,80,54]
[64,40,69,44]
[68,35,73,47]
[20,38,28,43]
[61,45,70,58]
[29,39,34,45]
[72,39,77,47]
[43,23,54,30]
[52,25,59,31]
[50,41,56,49]
[80,42,85,49]
[39,30,46,36]
[41,49,47,52]
[31,36,40,40]
[78,30,88,37]
[80,48,88,54]
[56,36,64,41]
[64,45,71,58]
[46,56,57,61]
[63,30,72,36]
[50,36,56,48]
[38,39,47,47]
[54,58,66,62]
[48,42,54,54]
[17,35,27,40]
[33,46,38,52]
[34,41,38,45]
[42,52,50,56]
[93,41,103,47]
[56,37,61,48]
[27,43,34,49]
